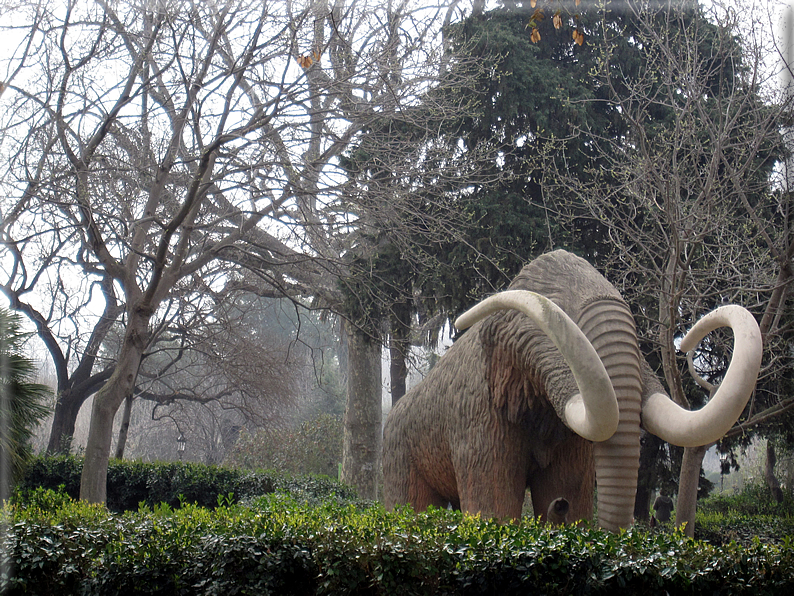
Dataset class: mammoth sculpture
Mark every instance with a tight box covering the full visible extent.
[383,250,762,531]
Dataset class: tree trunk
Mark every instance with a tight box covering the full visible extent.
[47,367,115,454]
[114,394,134,460]
[341,321,382,500]
[389,332,408,406]
[46,289,122,455]
[80,309,149,503]
[389,342,407,404]
[634,432,665,522]
[389,305,410,405]
[765,440,785,504]
[46,390,86,454]
[634,483,652,524]
[675,444,709,537]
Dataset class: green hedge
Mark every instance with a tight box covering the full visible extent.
[700,483,794,519]
[15,455,358,512]
[2,490,794,595]
[695,483,794,546]
[695,509,794,546]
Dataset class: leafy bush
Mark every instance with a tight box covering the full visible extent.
[700,482,794,518]
[695,509,794,547]
[268,473,363,507]
[15,454,83,498]
[10,485,74,514]
[8,459,794,594]
[226,413,343,478]
[15,455,356,512]
[3,496,794,595]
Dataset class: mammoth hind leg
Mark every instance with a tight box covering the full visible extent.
[528,436,594,524]
[406,467,453,511]
[384,460,452,512]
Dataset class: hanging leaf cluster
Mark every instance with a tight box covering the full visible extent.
[526,0,584,46]
[297,48,322,69]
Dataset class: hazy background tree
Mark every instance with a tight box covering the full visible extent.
[129,295,344,464]
[226,412,343,478]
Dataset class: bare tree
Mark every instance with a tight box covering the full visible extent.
[0,0,495,502]
[115,296,341,464]
[542,0,792,535]
[110,293,313,458]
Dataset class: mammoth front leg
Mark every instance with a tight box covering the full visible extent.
[528,435,594,524]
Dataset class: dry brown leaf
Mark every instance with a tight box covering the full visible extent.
[531,27,541,43]
[553,13,562,30]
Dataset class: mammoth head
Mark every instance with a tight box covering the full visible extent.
[456,292,761,446]
[453,252,762,530]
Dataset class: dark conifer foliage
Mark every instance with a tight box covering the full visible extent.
[0,309,50,489]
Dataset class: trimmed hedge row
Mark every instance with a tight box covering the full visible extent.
[15,455,357,512]
[699,483,794,520]
[695,509,794,547]
[2,490,794,595]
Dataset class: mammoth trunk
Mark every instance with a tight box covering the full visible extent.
[578,300,642,532]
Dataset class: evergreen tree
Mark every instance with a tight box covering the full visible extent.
[438,1,639,302]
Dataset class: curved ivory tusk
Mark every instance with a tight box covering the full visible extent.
[455,290,619,442]
[642,305,762,448]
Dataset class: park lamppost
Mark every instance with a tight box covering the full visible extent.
[177,433,186,461]
[720,450,729,493]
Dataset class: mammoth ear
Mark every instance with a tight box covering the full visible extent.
[481,315,542,424]
[456,290,619,442]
